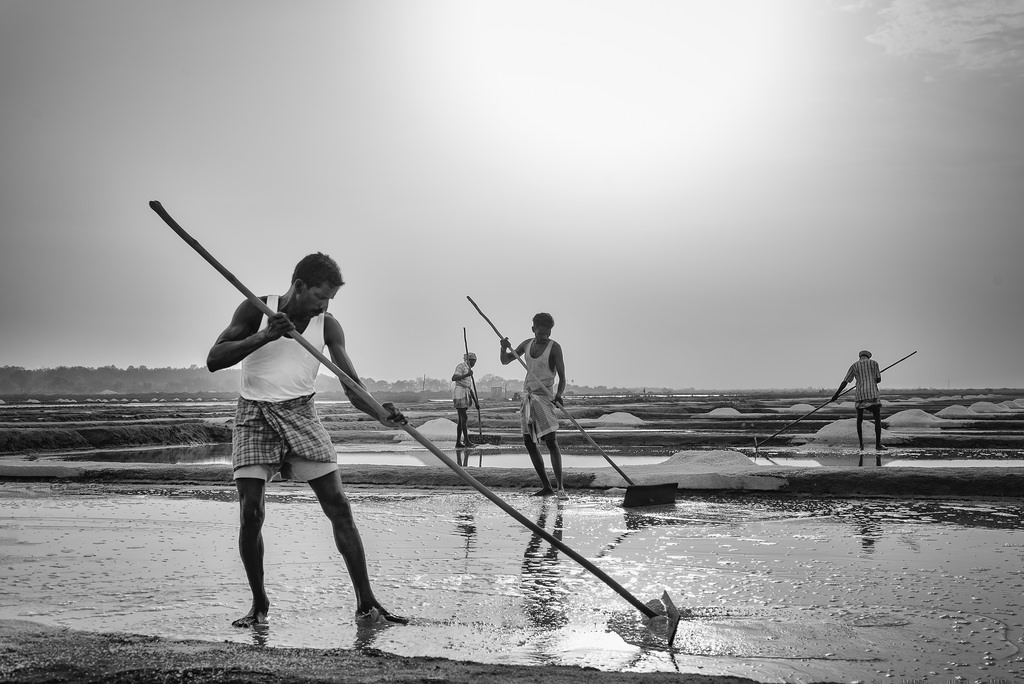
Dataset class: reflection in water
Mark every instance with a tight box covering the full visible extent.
[60,443,233,465]
[453,504,477,562]
[853,518,882,554]
[249,622,270,647]
[521,500,569,634]
[454,445,483,468]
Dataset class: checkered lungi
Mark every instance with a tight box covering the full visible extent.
[232,394,335,470]
[520,389,559,442]
[855,398,881,410]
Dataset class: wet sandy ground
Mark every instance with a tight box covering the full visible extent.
[3,482,1024,683]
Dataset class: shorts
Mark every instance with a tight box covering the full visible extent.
[231,394,337,481]
[855,398,881,410]
[234,456,338,482]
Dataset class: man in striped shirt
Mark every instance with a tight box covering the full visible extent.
[831,350,887,462]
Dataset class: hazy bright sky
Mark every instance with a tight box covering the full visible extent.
[1,0,1022,390]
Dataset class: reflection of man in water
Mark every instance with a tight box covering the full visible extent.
[521,500,569,632]
[831,349,887,463]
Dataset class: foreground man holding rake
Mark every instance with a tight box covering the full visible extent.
[207,252,407,628]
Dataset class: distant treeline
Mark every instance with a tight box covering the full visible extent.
[0,364,685,398]
[0,364,529,397]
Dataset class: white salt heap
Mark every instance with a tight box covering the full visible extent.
[394,417,457,441]
[595,412,645,425]
[885,409,946,427]
[969,401,1011,414]
[706,407,742,416]
[937,404,976,418]
[660,450,754,471]
[807,418,896,446]
[787,403,817,413]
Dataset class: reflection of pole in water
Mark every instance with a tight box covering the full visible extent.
[521,500,569,634]
[454,446,484,468]
[453,504,477,562]
[855,520,881,554]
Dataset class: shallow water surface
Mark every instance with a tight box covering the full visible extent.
[2,485,1023,682]
[43,441,1024,470]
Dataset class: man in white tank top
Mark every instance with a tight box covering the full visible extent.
[207,252,407,629]
[499,312,567,498]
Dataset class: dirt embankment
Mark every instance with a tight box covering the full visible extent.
[0,422,231,454]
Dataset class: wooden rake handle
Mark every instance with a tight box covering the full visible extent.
[150,200,658,620]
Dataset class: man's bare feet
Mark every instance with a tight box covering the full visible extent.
[532,488,555,497]
[556,488,568,500]
[875,445,888,451]
[356,605,409,625]
[232,602,269,628]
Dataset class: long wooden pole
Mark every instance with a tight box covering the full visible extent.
[463,327,482,440]
[150,201,660,621]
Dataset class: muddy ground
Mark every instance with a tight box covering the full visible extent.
[1,619,763,684]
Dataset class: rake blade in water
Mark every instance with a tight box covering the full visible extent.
[662,591,681,646]
[621,482,677,508]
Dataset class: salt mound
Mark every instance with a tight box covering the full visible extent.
[1015,399,1024,409]
[937,404,976,418]
[969,401,1010,414]
[706,407,742,416]
[999,401,1022,410]
[787,403,817,413]
[661,450,754,471]
[395,417,457,441]
[595,412,645,425]
[885,409,945,427]
[807,418,896,446]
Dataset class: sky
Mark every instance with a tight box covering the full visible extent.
[1,0,1022,391]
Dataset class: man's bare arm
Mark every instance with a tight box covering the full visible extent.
[551,342,566,404]
[207,298,289,372]
[324,316,405,426]
[499,339,529,366]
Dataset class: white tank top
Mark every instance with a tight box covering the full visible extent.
[240,295,325,402]
[523,340,555,394]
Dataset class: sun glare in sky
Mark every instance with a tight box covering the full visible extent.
[1,0,1022,389]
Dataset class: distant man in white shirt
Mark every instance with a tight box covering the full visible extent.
[831,349,887,463]
[451,352,478,448]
